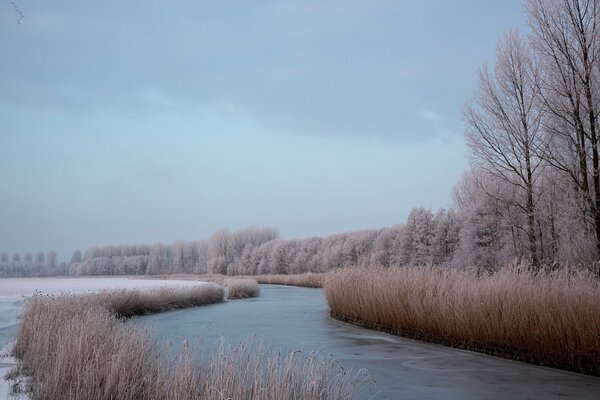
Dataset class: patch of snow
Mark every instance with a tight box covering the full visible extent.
[1,342,23,400]
[0,277,204,331]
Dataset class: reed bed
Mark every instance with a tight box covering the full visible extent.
[95,284,225,317]
[144,274,262,299]
[324,265,600,375]
[11,286,364,399]
[145,272,325,289]
[225,278,260,299]
[253,273,326,288]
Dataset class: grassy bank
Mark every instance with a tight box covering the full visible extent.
[251,273,325,288]
[146,273,326,289]
[324,265,600,375]
[94,284,224,317]
[136,274,262,299]
[225,278,260,299]
[11,285,364,399]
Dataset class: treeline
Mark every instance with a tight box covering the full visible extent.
[68,211,454,277]
[69,199,580,278]
[70,171,599,277]
[69,227,280,276]
[0,250,67,278]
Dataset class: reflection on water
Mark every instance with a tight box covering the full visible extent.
[138,285,600,400]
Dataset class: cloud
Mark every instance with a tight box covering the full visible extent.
[0,0,525,144]
[140,89,175,108]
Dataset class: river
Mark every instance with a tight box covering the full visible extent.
[139,284,600,400]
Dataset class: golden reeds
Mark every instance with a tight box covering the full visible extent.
[324,265,600,375]
[11,285,363,399]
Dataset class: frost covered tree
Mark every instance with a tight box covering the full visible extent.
[464,31,545,265]
[169,241,185,274]
[432,209,461,264]
[46,251,57,270]
[70,249,82,265]
[147,243,166,275]
[527,0,600,256]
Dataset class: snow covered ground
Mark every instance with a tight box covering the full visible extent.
[0,277,206,399]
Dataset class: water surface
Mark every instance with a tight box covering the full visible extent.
[139,285,600,400]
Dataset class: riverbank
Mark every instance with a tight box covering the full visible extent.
[142,272,326,288]
[0,277,230,399]
[324,266,600,376]
[0,277,211,349]
[9,284,361,400]
[139,284,600,400]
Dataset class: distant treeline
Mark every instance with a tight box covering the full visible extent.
[0,250,67,278]
[67,187,595,277]
[3,173,595,279]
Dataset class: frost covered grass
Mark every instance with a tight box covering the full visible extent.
[324,265,600,375]
[252,273,326,288]
[225,278,260,299]
[166,274,260,300]
[138,274,261,300]
[93,284,224,317]
[146,272,325,289]
[11,287,363,400]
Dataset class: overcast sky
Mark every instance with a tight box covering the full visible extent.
[0,1,527,259]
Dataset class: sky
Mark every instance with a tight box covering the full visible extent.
[0,1,528,260]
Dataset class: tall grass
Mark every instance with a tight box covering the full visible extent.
[324,265,600,375]
[145,272,326,288]
[225,278,260,299]
[140,274,262,299]
[253,273,326,288]
[95,284,225,317]
[11,286,365,399]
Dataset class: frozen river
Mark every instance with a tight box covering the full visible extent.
[139,285,600,400]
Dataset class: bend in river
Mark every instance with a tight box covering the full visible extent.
[138,285,600,400]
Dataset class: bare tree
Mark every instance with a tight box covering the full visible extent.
[70,249,82,265]
[35,251,45,265]
[463,31,545,264]
[527,0,600,255]
[46,250,57,270]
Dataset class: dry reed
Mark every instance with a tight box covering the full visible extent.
[11,286,364,399]
[324,265,600,375]
[225,278,260,299]
[143,274,262,299]
[252,273,326,288]
[145,272,326,289]
[95,284,225,317]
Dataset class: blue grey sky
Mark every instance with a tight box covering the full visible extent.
[0,1,527,259]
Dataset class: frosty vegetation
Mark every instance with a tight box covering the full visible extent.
[11,287,365,400]
[325,265,600,375]
[0,250,66,278]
